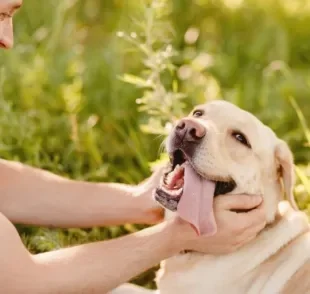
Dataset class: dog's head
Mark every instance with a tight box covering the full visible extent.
[155,100,297,233]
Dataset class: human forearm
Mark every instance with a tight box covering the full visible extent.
[0,211,182,294]
[33,220,181,293]
[0,194,267,293]
[0,159,161,227]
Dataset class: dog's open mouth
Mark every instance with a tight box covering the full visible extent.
[155,150,187,211]
[155,149,236,212]
[154,149,236,235]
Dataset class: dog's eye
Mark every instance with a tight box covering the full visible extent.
[193,110,204,117]
[232,131,251,148]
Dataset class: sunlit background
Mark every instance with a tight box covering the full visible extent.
[0,0,309,289]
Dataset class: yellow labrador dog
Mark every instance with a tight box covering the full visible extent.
[112,100,310,294]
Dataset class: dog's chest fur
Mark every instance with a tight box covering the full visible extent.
[156,202,310,294]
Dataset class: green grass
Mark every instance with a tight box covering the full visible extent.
[0,0,309,289]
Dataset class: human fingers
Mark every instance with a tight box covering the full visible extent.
[230,234,257,251]
[216,194,263,211]
[137,162,168,188]
[218,202,266,237]
[234,202,266,230]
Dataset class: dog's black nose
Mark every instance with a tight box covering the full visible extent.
[175,118,206,142]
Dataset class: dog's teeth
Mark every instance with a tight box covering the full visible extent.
[171,187,183,196]
[175,164,183,172]
[162,186,169,194]
[171,189,178,196]
[166,173,174,185]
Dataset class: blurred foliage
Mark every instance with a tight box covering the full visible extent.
[0,0,310,290]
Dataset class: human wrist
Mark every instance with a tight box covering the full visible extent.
[131,186,165,224]
[157,219,187,255]
[163,217,197,253]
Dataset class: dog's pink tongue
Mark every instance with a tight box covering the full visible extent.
[177,163,217,236]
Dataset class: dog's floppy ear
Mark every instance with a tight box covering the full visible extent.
[275,139,298,210]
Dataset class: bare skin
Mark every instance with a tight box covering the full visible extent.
[0,195,265,293]
[0,0,21,48]
[0,159,165,227]
[0,1,267,292]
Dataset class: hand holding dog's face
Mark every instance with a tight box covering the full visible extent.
[176,193,266,254]
[155,100,297,238]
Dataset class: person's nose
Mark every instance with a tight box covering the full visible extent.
[0,18,14,49]
[175,118,206,142]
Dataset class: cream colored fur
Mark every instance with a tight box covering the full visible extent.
[111,101,310,294]
[157,202,310,294]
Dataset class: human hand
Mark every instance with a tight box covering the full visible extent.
[174,194,266,254]
[132,163,168,224]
